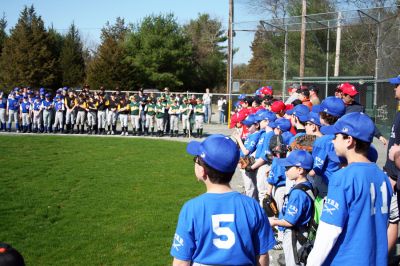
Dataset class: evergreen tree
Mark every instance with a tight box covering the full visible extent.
[86,17,134,90]
[0,5,57,89]
[60,23,85,87]
[125,14,194,90]
[0,14,7,56]
[183,14,227,91]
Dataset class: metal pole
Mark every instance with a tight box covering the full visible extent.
[227,0,234,126]
[299,0,307,85]
[325,21,330,98]
[374,12,381,118]
[334,12,342,77]
[282,25,288,100]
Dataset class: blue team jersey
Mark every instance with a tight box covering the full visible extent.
[171,191,276,265]
[281,131,295,145]
[54,101,64,111]
[0,97,6,108]
[260,131,275,161]
[20,102,30,113]
[267,158,286,187]
[321,163,392,266]
[312,135,341,185]
[289,132,306,145]
[240,131,262,158]
[280,181,313,228]
[254,130,266,159]
[41,100,52,110]
[33,101,42,111]
[7,98,19,111]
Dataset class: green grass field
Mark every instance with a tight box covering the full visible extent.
[0,135,203,265]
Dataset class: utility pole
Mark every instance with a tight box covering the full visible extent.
[227,0,234,124]
[299,0,307,85]
[334,11,342,77]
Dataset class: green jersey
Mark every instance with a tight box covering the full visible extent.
[169,105,180,115]
[155,104,164,119]
[195,104,205,116]
[180,104,191,115]
[146,103,156,116]
[130,102,140,115]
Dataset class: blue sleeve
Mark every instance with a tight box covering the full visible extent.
[255,205,276,254]
[320,172,347,228]
[244,132,260,155]
[267,158,285,186]
[170,202,196,261]
[260,132,274,161]
[282,132,295,145]
[283,190,309,226]
[312,137,329,175]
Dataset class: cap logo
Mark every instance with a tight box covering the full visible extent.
[342,127,349,133]
[200,152,206,158]
[324,108,328,112]
[295,162,301,166]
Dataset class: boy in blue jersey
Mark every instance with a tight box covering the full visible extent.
[270,150,314,266]
[0,91,6,131]
[232,114,262,201]
[307,112,392,266]
[171,134,276,266]
[311,96,345,197]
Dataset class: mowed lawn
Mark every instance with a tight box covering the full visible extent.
[0,135,203,265]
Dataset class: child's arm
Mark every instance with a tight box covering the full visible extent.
[269,218,293,228]
[172,258,190,266]
[257,253,269,266]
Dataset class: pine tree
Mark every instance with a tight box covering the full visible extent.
[0,5,56,89]
[86,17,134,90]
[60,23,85,87]
[0,14,7,56]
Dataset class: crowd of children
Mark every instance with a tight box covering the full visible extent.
[171,80,400,266]
[0,86,213,138]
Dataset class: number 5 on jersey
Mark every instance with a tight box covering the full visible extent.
[212,214,235,249]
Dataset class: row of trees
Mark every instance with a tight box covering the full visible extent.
[0,6,227,92]
[236,0,400,92]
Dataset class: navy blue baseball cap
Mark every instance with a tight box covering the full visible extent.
[292,104,310,122]
[187,134,240,173]
[278,150,313,170]
[321,112,375,142]
[241,114,259,126]
[320,96,346,117]
[45,93,51,98]
[269,118,291,132]
[306,112,322,127]
[312,104,320,113]
[389,75,400,85]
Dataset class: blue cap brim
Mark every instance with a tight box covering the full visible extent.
[276,158,291,167]
[320,125,338,135]
[297,114,308,122]
[186,141,201,156]
[389,77,400,85]
[268,121,277,128]
[286,109,294,115]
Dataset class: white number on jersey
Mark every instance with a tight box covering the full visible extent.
[370,182,389,215]
[211,214,235,249]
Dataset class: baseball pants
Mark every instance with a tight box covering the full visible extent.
[283,228,308,266]
[156,118,164,131]
[87,111,97,127]
[53,111,64,129]
[107,111,117,126]
[97,111,106,128]
[0,108,5,124]
[21,113,30,126]
[66,109,76,125]
[145,114,155,128]
[240,168,258,201]
[181,114,189,130]
[76,111,86,126]
[42,110,51,129]
[256,164,270,205]
[130,115,140,130]
[195,115,204,129]
[170,115,179,131]
[33,111,42,129]
[120,114,128,127]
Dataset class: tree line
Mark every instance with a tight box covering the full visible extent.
[0,5,227,93]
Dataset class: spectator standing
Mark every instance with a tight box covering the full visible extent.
[202,88,212,123]
[217,96,226,124]
[309,85,320,105]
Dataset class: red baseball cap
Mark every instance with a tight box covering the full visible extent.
[271,101,286,113]
[260,86,273,96]
[341,83,358,97]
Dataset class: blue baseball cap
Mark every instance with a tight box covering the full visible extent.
[241,114,259,126]
[321,112,375,142]
[45,93,51,98]
[292,104,310,122]
[277,150,314,170]
[320,96,346,117]
[312,104,320,113]
[257,110,277,122]
[389,75,400,85]
[187,134,240,173]
[306,112,322,127]
[269,118,291,132]
[238,94,247,100]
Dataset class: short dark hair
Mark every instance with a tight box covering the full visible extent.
[0,243,25,266]
[301,89,310,98]
[292,99,302,106]
[319,112,340,125]
[197,157,234,184]
[341,134,370,155]
[309,85,319,94]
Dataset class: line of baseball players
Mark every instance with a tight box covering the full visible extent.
[0,87,209,138]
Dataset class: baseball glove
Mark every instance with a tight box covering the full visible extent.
[289,134,317,152]
[262,194,279,217]
[239,156,256,170]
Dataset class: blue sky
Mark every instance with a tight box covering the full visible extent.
[1,0,261,64]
